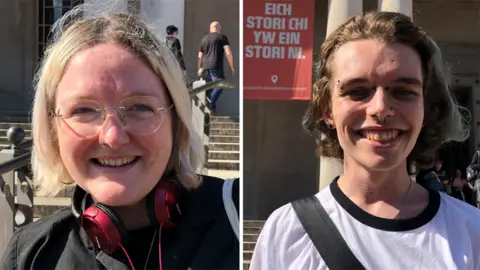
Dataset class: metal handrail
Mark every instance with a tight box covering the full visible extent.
[188,79,235,96]
[0,152,31,176]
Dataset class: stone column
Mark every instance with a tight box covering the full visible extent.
[140,0,186,50]
[378,0,413,19]
[83,0,128,17]
[326,0,363,37]
[319,1,363,190]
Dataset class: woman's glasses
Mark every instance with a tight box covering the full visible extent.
[51,96,174,138]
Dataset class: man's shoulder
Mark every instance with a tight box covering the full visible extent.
[439,193,480,226]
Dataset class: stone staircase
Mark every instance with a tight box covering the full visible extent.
[243,220,265,270]
[206,116,240,178]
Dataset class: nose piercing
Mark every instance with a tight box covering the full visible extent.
[376,115,389,124]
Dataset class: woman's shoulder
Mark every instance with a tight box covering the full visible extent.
[11,207,75,242]
[0,208,77,268]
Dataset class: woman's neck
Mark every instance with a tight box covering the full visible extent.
[338,158,428,219]
[112,199,152,231]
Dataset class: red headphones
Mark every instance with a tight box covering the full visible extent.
[72,178,183,254]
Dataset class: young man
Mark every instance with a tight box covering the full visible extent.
[165,25,187,76]
[197,21,234,113]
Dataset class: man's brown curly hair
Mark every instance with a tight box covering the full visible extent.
[303,11,469,173]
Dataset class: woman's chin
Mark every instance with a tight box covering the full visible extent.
[87,183,143,207]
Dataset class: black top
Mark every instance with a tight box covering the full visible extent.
[199,32,230,77]
[0,175,239,270]
[165,36,186,71]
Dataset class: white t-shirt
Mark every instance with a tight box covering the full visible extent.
[250,178,480,270]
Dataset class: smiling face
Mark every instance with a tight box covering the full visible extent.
[326,39,424,171]
[55,43,174,206]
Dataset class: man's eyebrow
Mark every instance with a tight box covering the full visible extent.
[393,76,423,86]
[339,78,369,89]
[339,77,423,88]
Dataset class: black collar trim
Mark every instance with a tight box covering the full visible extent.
[330,177,440,231]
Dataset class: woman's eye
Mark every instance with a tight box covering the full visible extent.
[71,107,96,115]
[127,104,154,112]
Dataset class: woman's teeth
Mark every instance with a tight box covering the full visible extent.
[361,130,399,142]
[96,157,137,167]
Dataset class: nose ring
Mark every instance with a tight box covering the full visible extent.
[376,115,389,124]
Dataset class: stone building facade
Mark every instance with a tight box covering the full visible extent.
[0,0,239,117]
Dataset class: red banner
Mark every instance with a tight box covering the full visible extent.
[243,0,315,100]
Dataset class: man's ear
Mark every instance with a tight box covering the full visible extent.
[323,113,335,128]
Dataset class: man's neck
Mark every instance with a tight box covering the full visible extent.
[337,158,428,219]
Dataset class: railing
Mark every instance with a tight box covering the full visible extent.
[0,128,34,257]
[0,79,234,258]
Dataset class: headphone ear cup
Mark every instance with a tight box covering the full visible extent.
[150,179,183,229]
[80,203,128,254]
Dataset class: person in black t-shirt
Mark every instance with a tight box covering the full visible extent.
[198,21,235,113]
[165,25,187,76]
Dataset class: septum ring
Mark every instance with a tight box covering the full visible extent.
[376,115,389,125]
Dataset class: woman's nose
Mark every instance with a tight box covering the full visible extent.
[98,112,130,149]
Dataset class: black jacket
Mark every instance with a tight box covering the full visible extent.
[165,36,186,71]
[0,175,239,270]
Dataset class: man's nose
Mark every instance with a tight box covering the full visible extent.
[366,88,395,119]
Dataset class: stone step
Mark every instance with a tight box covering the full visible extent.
[244,241,257,251]
[210,122,239,129]
[209,135,239,143]
[206,169,240,179]
[0,122,32,130]
[0,136,32,145]
[243,233,259,242]
[208,150,239,161]
[243,261,250,270]
[0,124,31,131]
[244,220,266,228]
[244,226,262,234]
[33,196,71,218]
[206,160,239,170]
[209,128,239,136]
[210,116,239,123]
[244,251,253,261]
[0,129,32,136]
[208,142,239,151]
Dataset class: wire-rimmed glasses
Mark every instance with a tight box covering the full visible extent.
[51,96,174,138]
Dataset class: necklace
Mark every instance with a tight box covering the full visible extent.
[143,228,158,270]
[395,180,413,218]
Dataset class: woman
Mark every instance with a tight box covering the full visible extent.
[0,7,238,270]
[250,11,480,270]
[451,169,471,202]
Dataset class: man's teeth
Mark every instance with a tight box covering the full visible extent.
[362,130,399,141]
[96,157,136,167]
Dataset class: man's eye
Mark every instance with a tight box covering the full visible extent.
[342,88,372,100]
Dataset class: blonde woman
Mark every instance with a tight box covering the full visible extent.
[250,11,480,270]
[0,7,239,270]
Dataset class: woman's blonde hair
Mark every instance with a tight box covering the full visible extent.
[32,6,203,196]
[303,11,470,173]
